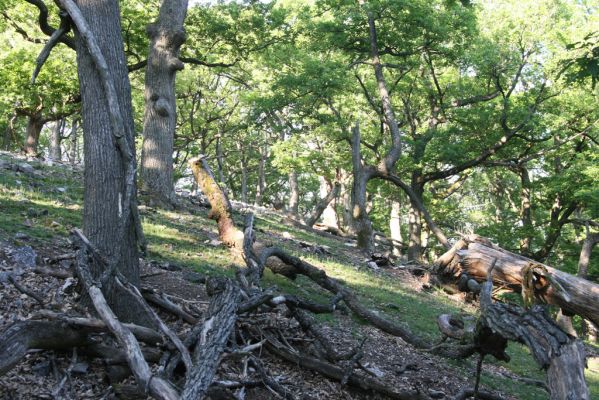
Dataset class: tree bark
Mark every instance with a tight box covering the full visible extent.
[351,122,374,253]
[305,181,340,227]
[237,141,248,203]
[72,0,141,322]
[390,200,403,257]
[24,111,44,156]
[519,166,533,255]
[3,111,17,150]
[255,144,267,206]
[49,118,64,161]
[140,0,188,208]
[577,230,598,278]
[319,176,340,229]
[70,117,79,164]
[189,156,243,248]
[288,170,299,216]
[436,235,599,326]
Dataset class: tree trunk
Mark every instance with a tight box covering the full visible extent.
[189,156,243,248]
[288,170,299,216]
[24,112,44,156]
[519,166,533,255]
[319,176,340,229]
[237,141,248,203]
[49,118,64,161]
[70,117,79,164]
[3,111,17,150]
[254,145,266,206]
[351,122,374,253]
[390,200,403,257]
[407,178,424,262]
[577,230,598,279]
[216,134,227,190]
[436,235,599,327]
[305,181,340,227]
[74,0,141,322]
[140,0,188,208]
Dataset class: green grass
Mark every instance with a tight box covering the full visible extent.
[1,151,597,399]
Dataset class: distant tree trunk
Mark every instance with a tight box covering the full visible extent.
[305,181,340,227]
[237,141,248,203]
[519,166,533,255]
[320,176,339,229]
[390,200,402,257]
[49,118,64,161]
[577,229,598,278]
[74,0,141,323]
[70,117,79,165]
[255,145,267,206]
[140,0,188,208]
[340,180,353,233]
[3,112,17,150]
[351,122,374,253]
[407,177,424,262]
[216,134,226,189]
[534,196,577,261]
[24,112,44,156]
[288,170,299,216]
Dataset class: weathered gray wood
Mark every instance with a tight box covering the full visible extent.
[436,235,599,326]
[478,268,589,400]
[181,277,240,400]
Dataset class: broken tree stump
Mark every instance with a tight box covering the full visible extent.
[435,235,599,326]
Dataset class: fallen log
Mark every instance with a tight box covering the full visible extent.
[435,235,599,326]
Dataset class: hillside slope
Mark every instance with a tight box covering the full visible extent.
[0,151,597,399]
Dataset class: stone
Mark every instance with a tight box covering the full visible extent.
[71,362,89,375]
[367,261,379,270]
[14,232,30,241]
[10,245,36,269]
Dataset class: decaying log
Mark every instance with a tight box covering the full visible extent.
[0,320,90,376]
[181,277,240,400]
[435,235,599,326]
[475,266,589,400]
[189,156,244,248]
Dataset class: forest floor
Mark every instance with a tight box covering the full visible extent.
[0,151,597,399]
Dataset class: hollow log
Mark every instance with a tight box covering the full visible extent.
[189,156,244,248]
[435,235,599,326]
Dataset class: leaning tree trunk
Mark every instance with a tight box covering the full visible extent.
[24,112,44,156]
[319,176,340,229]
[305,181,340,227]
[189,156,243,248]
[74,0,142,323]
[435,234,599,327]
[140,0,188,208]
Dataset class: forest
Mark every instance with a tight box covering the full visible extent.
[0,0,598,399]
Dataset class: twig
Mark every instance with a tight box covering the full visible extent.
[8,275,44,304]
